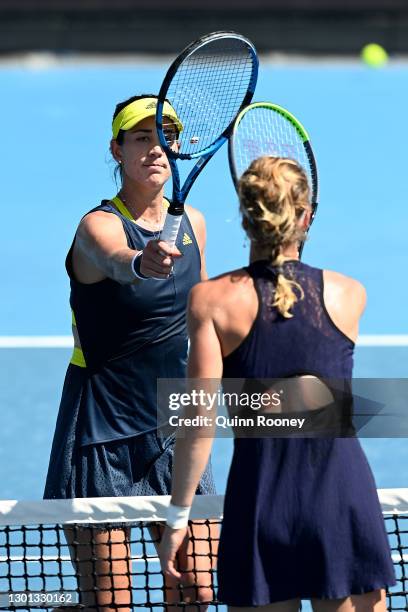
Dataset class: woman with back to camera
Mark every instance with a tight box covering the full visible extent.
[159,156,396,611]
[44,94,216,611]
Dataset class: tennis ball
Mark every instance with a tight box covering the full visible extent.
[361,43,388,68]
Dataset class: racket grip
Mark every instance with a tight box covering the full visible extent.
[160,211,183,248]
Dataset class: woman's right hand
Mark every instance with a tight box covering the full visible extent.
[72,211,183,284]
[139,240,182,279]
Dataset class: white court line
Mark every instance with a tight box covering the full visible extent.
[357,335,408,347]
[0,335,407,348]
[0,336,73,348]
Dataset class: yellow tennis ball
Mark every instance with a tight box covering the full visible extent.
[361,43,388,67]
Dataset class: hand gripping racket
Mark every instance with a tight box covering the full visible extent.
[156,31,259,247]
[228,102,318,257]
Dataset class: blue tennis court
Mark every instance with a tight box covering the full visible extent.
[0,55,407,612]
[0,56,407,497]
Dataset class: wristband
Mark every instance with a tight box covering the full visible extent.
[166,503,191,529]
[131,251,149,280]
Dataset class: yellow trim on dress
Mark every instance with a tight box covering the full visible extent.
[70,309,86,368]
[68,195,171,369]
[111,196,135,221]
[111,196,170,222]
[70,346,86,368]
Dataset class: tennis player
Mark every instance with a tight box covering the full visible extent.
[44,95,216,610]
[159,157,396,611]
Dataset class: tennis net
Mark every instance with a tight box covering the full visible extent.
[0,490,406,610]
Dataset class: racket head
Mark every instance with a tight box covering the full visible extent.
[229,102,318,218]
[156,31,259,161]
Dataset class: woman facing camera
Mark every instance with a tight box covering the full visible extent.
[44,95,216,611]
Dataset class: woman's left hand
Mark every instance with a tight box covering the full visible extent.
[158,525,188,579]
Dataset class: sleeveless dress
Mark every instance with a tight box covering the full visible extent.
[217,260,395,606]
[44,199,215,499]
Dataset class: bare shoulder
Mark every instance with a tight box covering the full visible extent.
[323,270,366,296]
[323,269,367,323]
[184,205,206,255]
[189,268,253,318]
[185,204,205,226]
[77,209,123,241]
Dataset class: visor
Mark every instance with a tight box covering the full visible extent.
[112,97,183,139]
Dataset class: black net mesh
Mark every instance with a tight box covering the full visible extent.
[386,514,408,611]
[0,494,406,610]
[0,519,220,610]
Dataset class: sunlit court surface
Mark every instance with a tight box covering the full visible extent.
[0,26,407,612]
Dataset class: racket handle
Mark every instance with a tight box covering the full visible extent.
[160,211,183,248]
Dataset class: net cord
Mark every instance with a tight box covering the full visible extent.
[0,490,407,528]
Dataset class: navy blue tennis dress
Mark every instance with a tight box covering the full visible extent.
[44,199,215,499]
[217,260,395,605]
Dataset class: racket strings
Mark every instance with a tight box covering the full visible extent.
[234,107,315,196]
[166,42,256,155]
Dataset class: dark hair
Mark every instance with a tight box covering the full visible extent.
[111,93,158,185]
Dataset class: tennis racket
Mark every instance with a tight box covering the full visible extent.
[228,102,318,257]
[156,31,259,247]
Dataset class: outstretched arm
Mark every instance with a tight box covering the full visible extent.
[72,211,181,284]
[159,281,223,579]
